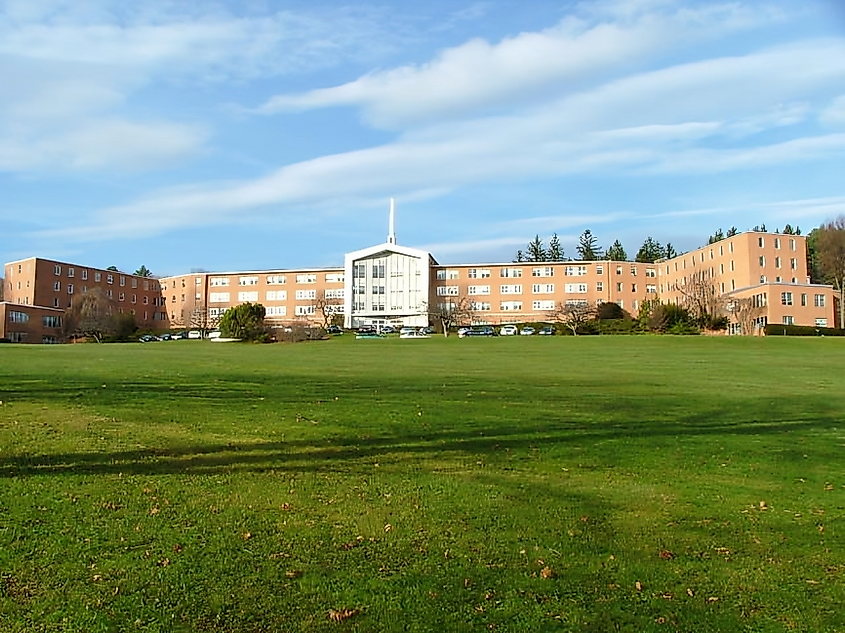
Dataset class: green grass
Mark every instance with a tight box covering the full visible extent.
[0,336,843,632]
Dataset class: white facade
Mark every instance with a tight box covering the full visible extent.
[343,243,434,329]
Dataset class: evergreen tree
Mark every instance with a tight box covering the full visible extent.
[526,235,546,262]
[707,228,725,244]
[576,229,602,261]
[635,237,664,263]
[134,265,153,278]
[605,240,627,261]
[514,250,525,263]
[547,233,564,261]
[726,226,738,237]
[664,243,677,259]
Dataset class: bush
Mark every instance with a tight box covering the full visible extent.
[764,324,845,337]
[219,303,269,341]
[648,304,697,333]
[595,302,632,321]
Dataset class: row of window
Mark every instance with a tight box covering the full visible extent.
[206,289,346,303]
[436,265,658,280]
[437,282,657,295]
[208,273,341,287]
[49,265,157,289]
[782,292,825,307]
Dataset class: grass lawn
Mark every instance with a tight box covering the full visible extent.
[0,336,843,632]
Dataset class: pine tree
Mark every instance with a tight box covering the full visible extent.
[635,237,664,263]
[576,230,602,261]
[726,227,738,237]
[664,243,677,259]
[605,240,627,261]
[526,235,546,262]
[514,250,525,263]
[547,233,564,261]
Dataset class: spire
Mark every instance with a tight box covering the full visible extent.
[388,198,396,244]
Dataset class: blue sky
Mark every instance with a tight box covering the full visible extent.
[2,0,845,276]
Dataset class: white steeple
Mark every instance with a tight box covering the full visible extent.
[387,198,396,244]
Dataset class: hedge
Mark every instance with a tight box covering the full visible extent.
[764,324,845,337]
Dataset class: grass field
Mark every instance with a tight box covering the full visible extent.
[0,336,843,632]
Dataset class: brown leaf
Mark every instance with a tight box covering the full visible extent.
[242,532,252,540]
[149,507,160,516]
[659,550,674,560]
[686,588,694,597]
[540,566,555,579]
[328,608,359,622]
[759,501,768,510]
[285,570,302,579]
[383,523,393,533]
[635,580,643,591]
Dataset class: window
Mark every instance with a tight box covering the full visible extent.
[814,294,826,307]
[775,257,781,269]
[265,306,287,317]
[119,292,125,302]
[616,282,623,292]
[596,265,603,275]
[470,301,491,311]
[131,294,136,304]
[266,275,286,285]
[532,300,555,310]
[239,276,258,286]
[616,266,623,276]
[645,268,656,278]
[436,269,459,280]
[239,291,259,302]
[296,274,317,284]
[532,283,554,294]
[132,278,138,288]
[54,265,61,275]
[758,237,764,247]
[630,266,637,276]
[436,286,459,296]
[143,296,149,305]
[500,301,523,311]
[782,315,794,325]
[468,268,491,279]
[774,238,780,249]
[42,315,62,328]
[107,274,114,285]
[564,283,587,293]
[325,273,345,283]
[532,267,554,277]
[596,281,603,292]
[9,311,29,323]
[53,281,60,291]
[295,289,317,300]
[468,285,490,295]
[500,284,523,294]
[120,275,126,287]
[209,292,230,303]
[781,292,793,306]
[565,299,589,307]
[790,258,797,270]
[719,263,724,275]
[759,256,765,267]
[631,283,637,293]
[371,263,385,279]
[790,239,796,251]
[325,289,344,299]
[730,260,735,272]
[67,267,74,278]
[94,272,102,282]
[760,275,766,283]
[295,305,316,316]
[801,293,807,306]
[646,284,657,293]
[565,266,587,276]
[196,277,202,285]
[371,286,385,295]
[816,318,828,327]
[500,268,522,278]
[67,284,74,294]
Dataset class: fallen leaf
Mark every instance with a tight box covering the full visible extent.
[687,588,695,597]
[540,566,555,579]
[659,550,674,560]
[759,501,768,510]
[328,608,359,622]
[383,523,393,533]
[285,570,302,579]
[636,581,643,591]
[149,507,160,516]
[708,596,719,603]
[242,532,252,540]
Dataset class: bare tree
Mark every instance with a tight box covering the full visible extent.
[816,216,845,329]
[62,288,117,343]
[175,295,218,336]
[672,270,725,329]
[313,296,344,328]
[549,300,596,335]
[424,297,474,337]
[725,296,765,335]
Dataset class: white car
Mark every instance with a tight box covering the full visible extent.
[187,330,202,339]
[499,325,518,336]
[208,330,222,339]
[520,326,535,336]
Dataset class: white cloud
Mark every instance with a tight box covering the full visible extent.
[255,1,792,128]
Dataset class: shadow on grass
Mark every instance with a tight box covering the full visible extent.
[0,406,836,479]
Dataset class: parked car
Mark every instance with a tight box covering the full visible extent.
[327,325,343,335]
[187,330,202,339]
[208,330,222,339]
[499,324,519,336]
[520,326,535,336]
[399,326,417,335]
[421,326,435,334]
[138,334,157,343]
[538,326,555,336]
[380,325,396,334]
[158,333,173,341]
[460,326,496,338]
[357,325,377,334]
